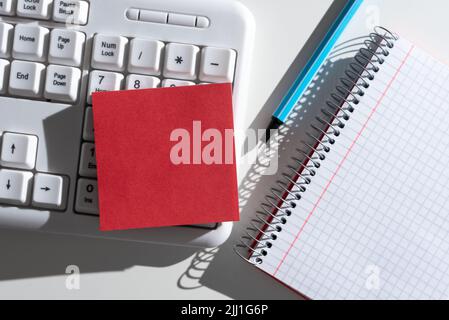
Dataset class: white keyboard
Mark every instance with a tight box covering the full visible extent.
[0,0,254,247]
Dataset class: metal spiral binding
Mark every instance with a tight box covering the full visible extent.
[235,27,399,265]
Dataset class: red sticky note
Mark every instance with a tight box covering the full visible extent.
[92,83,239,231]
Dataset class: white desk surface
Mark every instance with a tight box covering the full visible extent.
[1,0,449,299]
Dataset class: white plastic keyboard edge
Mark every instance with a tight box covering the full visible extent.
[0,0,255,248]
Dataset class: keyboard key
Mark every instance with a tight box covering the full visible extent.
[75,178,98,215]
[126,74,160,90]
[162,79,195,88]
[0,0,16,16]
[17,0,52,20]
[125,8,139,21]
[167,13,197,27]
[9,60,46,98]
[0,22,13,58]
[91,34,128,71]
[139,9,167,24]
[0,59,10,94]
[13,24,49,62]
[164,43,199,80]
[79,142,96,178]
[199,47,237,83]
[196,16,210,28]
[48,29,85,67]
[128,38,164,75]
[53,0,89,25]
[44,65,81,103]
[87,70,124,103]
[0,132,38,170]
[83,107,94,141]
[32,173,67,210]
[0,169,33,206]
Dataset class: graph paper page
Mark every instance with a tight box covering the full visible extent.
[257,38,449,300]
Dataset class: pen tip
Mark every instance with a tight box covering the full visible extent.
[265,118,283,142]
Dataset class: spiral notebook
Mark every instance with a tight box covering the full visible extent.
[237,27,449,300]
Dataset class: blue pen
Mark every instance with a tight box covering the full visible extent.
[267,0,363,133]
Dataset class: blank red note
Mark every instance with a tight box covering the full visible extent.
[92,83,239,231]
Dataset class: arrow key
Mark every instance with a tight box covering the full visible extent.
[0,132,38,170]
[0,169,33,206]
[32,173,67,210]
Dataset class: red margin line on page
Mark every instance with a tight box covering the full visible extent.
[273,45,415,277]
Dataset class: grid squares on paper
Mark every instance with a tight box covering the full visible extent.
[258,38,449,300]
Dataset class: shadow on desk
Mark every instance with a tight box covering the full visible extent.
[0,229,197,281]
